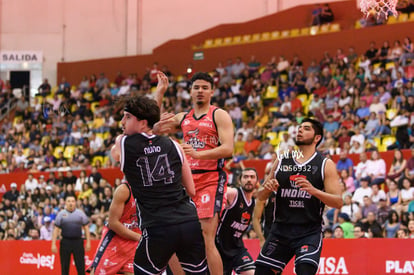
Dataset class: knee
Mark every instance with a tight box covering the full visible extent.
[295,263,318,275]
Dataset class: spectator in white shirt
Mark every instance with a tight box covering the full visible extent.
[371,183,387,204]
[24,173,39,192]
[366,149,387,186]
[40,216,53,240]
[352,177,373,206]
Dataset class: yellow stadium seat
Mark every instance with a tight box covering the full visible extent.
[102,131,111,140]
[398,13,409,22]
[92,156,104,166]
[385,62,395,70]
[271,30,280,39]
[242,34,251,43]
[64,146,76,159]
[297,94,309,104]
[261,32,270,40]
[103,156,110,166]
[330,23,341,32]
[151,87,157,93]
[264,85,278,99]
[91,101,100,113]
[382,135,396,148]
[290,28,300,37]
[310,25,319,35]
[355,20,362,29]
[96,133,105,140]
[269,107,279,113]
[386,109,398,120]
[387,15,398,24]
[51,86,59,95]
[13,116,23,126]
[233,35,242,44]
[277,131,289,141]
[300,27,310,36]
[281,30,290,38]
[223,36,232,45]
[213,38,223,47]
[203,39,214,48]
[252,33,261,42]
[23,148,30,157]
[266,132,279,146]
[409,12,414,21]
[83,92,94,101]
[53,146,64,159]
[242,111,248,122]
[320,24,330,33]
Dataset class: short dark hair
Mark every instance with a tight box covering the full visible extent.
[122,95,160,128]
[190,72,214,88]
[302,117,324,147]
[239,167,258,180]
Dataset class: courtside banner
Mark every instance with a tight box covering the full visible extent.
[0,240,98,275]
[244,238,414,275]
[0,239,413,274]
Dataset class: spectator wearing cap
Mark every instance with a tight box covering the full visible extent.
[40,216,53,240]
[337,212,354,239]
[352,177,373,207]
[3,183,19,203]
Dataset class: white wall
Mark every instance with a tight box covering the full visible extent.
[0,0,349,86]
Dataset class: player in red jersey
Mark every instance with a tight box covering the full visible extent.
[87,181,141,275]
[154,72,234,275]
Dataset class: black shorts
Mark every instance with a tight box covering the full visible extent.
[255,225,323,272]
[134,220,207,274]
[221,248,255,275]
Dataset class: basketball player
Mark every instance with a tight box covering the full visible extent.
[215,168,258,275]
[254,118,343,275]
[87,180,141,275]
[252,191,276,247]
[154,72,234,275]
[111,94,206,274]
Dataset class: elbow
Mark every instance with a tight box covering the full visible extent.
[334,197,343,209]
[224,145,234,158]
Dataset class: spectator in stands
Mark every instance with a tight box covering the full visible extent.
[340,169,355,194]
[3,183,19,204]
[95,73,110,89]
[377,198,391,225]
[311,4,322,26]
[243,133,261,157]
[37,78,51,96]
[336,212,354,239]
[257,137,273,159]
[387,149,407,183]
[360,211,383,238]
[336,149,353,176]
[333,225,344,239]
[360,196,378,221]
[24,173,39,192]
[340,194,361,224]
[387,178,401,209]
[384,210,401,238]
[353,177,373,207]
[371,183,387,204]
[366,149,386,186]
[40,216,53,240]
[353,225,367,238]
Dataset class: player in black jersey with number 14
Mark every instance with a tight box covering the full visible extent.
[111,95,207,275]
[255,118,343,275]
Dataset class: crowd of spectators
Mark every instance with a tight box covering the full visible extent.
[0,32,414,240]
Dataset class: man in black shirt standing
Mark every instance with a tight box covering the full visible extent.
[111,95,207,274]
[255,118,342,275]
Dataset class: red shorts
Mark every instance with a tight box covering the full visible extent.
[192,170,227,219]
[87,227,139,274]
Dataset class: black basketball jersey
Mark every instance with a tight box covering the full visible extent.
[216,187,255,258]
[274,151,327,227]
[121,133,198,229]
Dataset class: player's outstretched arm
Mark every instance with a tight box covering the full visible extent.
[252,198,266,247]
[108,184,141,242]
[154,71,169,112]
[175,140,196,197]
[153,112,185,135]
